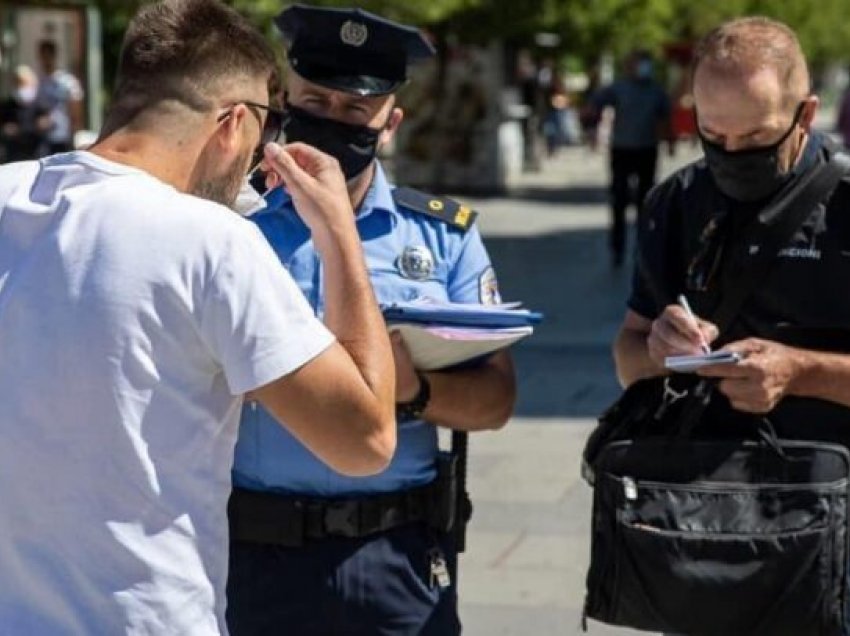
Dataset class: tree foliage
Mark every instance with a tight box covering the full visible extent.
[64,0,850,89]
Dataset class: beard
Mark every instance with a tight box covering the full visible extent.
[190,152,251,208]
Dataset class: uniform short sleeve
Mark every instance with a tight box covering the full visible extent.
[199,221,334,395]
[627,182,678,320]
[447,225,501,305]
[60,72,84,101]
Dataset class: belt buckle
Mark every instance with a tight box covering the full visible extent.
[324,500,360,537]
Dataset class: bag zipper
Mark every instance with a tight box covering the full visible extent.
[616,474,846,495]
[623,476,638,501]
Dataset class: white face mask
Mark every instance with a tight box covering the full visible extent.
[14,86,37,104]
[231,176,267,216]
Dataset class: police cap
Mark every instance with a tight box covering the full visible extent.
[275,4,435,96]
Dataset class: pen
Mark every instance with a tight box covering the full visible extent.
[677,294,711,354]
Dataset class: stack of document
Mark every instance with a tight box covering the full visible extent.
[382,299,542,370]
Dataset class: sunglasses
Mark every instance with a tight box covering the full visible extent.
[218,101,285,174]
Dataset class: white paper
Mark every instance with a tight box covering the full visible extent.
[664,351,742,373]
[391,324,533,370]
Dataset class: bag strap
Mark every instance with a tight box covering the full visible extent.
[636,152,850,329]
[711,152,850,334]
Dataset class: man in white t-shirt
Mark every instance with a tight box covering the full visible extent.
[35,39,84,153]
[0,0,396,634]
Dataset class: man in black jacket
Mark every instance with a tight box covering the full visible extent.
[615,16,850,444]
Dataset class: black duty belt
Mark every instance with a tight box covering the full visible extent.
[229,481,446,547]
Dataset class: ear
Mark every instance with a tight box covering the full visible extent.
[380,107,404,146]
[215,104,249,154]
[800,95,819,131]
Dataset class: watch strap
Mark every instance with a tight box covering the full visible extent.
[396,373,431,422]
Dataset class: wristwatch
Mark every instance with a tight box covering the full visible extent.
[396,373,431,422]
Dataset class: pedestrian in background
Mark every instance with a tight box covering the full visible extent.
[34,39,84,153]
[226,5,516,635]
[0,64,45,161]
[592,50,673,267]
[0,0,396,631]
[835,66,850,148]
[579,66,602,150]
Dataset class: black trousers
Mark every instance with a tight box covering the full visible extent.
[227,523,460,636]
[609,146,658,261]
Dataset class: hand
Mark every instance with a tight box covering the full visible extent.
[391,331,422,402]
[647,304,719,368]
[262,142,353,238]
[697,338,804,413]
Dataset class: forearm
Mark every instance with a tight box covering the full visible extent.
[789,348,850,409]
[421,352,515,431]
[614,326,666,387]
[314,226,394,417]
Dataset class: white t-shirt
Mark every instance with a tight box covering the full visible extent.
[0,152,334,634]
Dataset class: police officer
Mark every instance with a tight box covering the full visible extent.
[616,18,850,447]
[226,6,517,635]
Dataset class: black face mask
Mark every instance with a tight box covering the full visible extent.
[699,102,805,202]
[282,103,384,180]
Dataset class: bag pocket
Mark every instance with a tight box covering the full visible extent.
[609,475,839,636]
[614,521,830,635]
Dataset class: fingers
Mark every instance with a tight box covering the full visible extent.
[390,330,404,349]
[390,331,412,357]
[264,143,314,198]
[651,319,700,354]
[279,142,340,177]
[650,306,706,354]
[703,340,782,413]
[700,321,719,346]
[664,305,708,346]
[265,170,281,191]
[717,377,774,414]
[696,360,749,378]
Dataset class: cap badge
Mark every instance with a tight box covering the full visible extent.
[397,246,435,281]
[340,20,368,47]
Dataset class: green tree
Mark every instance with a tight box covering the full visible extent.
[55,0,850,92]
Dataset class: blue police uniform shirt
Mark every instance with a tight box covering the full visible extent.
[232,162,498,497]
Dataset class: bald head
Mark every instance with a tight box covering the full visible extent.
[693,17,810,108]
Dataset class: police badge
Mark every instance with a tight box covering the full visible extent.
[397,246,435,281]
[340,20,368,47]
[479,266,501,305]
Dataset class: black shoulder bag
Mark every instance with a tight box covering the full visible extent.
[582,153,850,636]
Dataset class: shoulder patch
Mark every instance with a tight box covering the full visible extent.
[392,186,478,232]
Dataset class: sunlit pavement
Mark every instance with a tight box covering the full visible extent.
[452,141,696,636]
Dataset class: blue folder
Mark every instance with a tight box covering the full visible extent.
[381,300,543,328]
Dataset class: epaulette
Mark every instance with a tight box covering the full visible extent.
[392,186,478,232]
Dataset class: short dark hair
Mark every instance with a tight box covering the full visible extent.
[105,0,276,130]
[692,17,810,107]
[38,40,57,58]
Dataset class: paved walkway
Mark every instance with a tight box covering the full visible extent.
[448,143,700,635]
